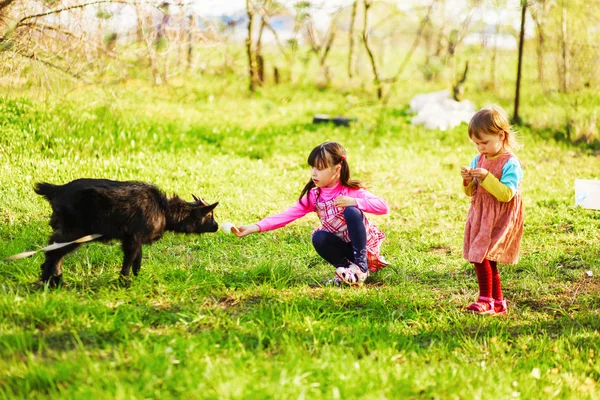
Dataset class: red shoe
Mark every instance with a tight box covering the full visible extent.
[466,296,495,315]
[494,299,508,315]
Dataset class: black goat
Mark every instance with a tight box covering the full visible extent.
[34,178,219,286]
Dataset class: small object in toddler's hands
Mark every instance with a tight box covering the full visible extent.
[220,222,238,235]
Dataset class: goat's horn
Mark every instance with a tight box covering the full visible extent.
[192,194,200,202]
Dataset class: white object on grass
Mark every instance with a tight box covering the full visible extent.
[575,179,600,210]
[3,234,103,261]
[409,90,476,131]
[220,222,237,235]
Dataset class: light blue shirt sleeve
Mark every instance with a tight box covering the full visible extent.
[469,155,480,183]
[469,155,480,169]
[500,157,523,192]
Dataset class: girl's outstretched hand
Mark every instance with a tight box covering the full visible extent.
[334,196,357,207]
[233,224,260,237]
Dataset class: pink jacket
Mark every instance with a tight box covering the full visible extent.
[256,182,389,232]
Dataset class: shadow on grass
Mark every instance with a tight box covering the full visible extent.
[2,291,597,363]
[522,122,600,152]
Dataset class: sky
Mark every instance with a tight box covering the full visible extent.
[105,0,532,49]
[190,0,526,24]
[191,0,354,17]
[187,0,530,48]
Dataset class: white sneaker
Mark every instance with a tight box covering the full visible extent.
[335,262,368,286]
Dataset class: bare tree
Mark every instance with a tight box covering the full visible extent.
[245,0,258,91]
[530,0,550,90]
[362,0,382,99]
[453,61,468,101]
[253,0,290,86]
[256,14,266,85]
[440,0,482,71]
[0,0,179,86]
[489,0,506,89]
[305,6,342,88]
[1,0,128,82]
[559,0,569,92]
[393,0,436,81]
[513,0,527,123]
[347,0,358,78]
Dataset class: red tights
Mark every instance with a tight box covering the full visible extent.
[474,259,503,300]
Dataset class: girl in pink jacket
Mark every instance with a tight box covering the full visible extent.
[234,142,389,286]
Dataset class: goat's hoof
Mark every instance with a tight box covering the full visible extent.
[33,280,46,290]
[118,275,133,287]
[48,275,63,288]
[38,274,63,289]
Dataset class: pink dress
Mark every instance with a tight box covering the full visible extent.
[464,152,524,264]
[256,182,390,271]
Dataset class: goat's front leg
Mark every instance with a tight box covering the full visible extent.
[120,237,142,277]
[132,247,143,276]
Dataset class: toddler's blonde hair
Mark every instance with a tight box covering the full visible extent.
[468,105,520,151]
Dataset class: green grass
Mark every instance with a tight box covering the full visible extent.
[0,77,599,399]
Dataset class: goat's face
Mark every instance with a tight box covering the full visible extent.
[191,195,219,233]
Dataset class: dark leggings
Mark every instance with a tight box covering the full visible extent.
[311,206,368,272]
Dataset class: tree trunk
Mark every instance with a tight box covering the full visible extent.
[491,17,500,88]
[394,0,436,80]
[347,0,358,78]
[0,0,16,14]
[137,6,160,85]
[187,14,194,71]
[256,18,266,85]
[536,27,544,89]
[362,0,382,99]
[560,2,569,93]
[135,4,144,43]
[530,9,545,90]
[245,0,257,92]
[513,0,527,123]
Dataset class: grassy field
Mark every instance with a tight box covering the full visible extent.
[0,76,599,399]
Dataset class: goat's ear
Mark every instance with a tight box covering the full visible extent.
[203,202,219,212]
[192,194,208,205]
[194,202,218,216]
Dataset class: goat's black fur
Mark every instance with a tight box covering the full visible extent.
[34,178,218,286]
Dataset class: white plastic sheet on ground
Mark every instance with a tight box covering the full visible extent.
[409,90,476,131]
[575,179,600,210]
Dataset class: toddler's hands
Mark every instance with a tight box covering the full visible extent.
[334,196,357,208]
[470,168,489,180]
[461,166,473,183]
[233,224,260,237]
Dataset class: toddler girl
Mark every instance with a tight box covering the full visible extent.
[461,105,524,314]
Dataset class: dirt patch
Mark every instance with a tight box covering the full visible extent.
[516,275,598,311]
[428,244,453,255]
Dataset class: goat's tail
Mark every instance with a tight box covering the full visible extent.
[34,182,59,200]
